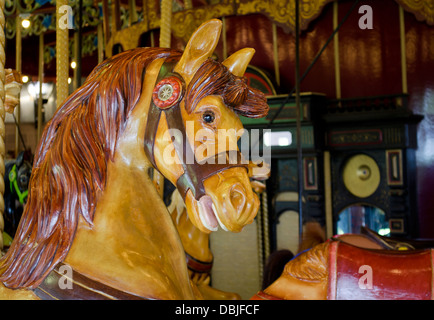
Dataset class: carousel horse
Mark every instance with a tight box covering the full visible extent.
[298,220,433,252]
[253,237,434,300]
[1,69,24,250]
[168,161,270,300]
[168,189,241,300]
[3,151,32,240]
[253,222,434,299]
[254,224,434,300]
[0,19,269,300]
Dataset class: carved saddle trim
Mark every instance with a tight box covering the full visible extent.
[33,263,150,300]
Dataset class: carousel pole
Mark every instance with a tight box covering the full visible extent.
[222,17,227,60]
[0,0,6,250]
[159,0,172,48]
[97,24,104,64]
[56,0,69,109]
[76,0,82,88]
[256,192,264,287]
[37,33,44,141]
[153,0,174,197]
[272,22,280,87]
[128,0,138,26]
[262,191,270,267]
[295,0,303,245]
[73,33,79,90]
[399,5,408,94]
[15,15,21,157]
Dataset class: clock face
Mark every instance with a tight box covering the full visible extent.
[343,154,380,198]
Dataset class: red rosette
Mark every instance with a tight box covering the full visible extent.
[152,76,182,109]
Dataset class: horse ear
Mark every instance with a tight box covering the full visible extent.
[16,151,24,167]
[174,19,222,85]
[223,48,255,77]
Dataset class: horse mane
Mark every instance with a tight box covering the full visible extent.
[0,47,181,289]
[284,242,329,282]
[262,249,294,290]
[186,58,269,118]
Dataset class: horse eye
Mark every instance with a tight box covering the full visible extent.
[20,176,28,185]
[202,111,215,124]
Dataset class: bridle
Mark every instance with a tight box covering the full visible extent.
[144,58,248,201]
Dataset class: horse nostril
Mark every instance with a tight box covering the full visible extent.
[230,184,246,213]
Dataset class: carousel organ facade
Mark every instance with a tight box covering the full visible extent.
[0,0,433,300]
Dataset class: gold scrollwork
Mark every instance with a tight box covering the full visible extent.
[236,0,334,34]
[172,3,234,43]
[106,0,335,55]
[395,0,434,25]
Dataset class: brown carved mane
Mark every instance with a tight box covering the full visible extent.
[0,48,181,289]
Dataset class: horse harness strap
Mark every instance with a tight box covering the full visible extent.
[185,252,213,275]
[9,164,28,204]
[33,263,150,300]
[144,59,248,201]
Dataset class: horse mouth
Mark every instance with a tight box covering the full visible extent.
[198,195,228,232]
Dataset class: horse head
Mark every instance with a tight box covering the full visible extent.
[3,149,31,241]
[147,19,269,233]
[0,20,268,296]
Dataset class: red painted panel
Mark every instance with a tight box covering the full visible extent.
[405,10,434,238]
[338,0,402,98]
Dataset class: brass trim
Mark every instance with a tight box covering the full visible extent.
[399,5,408,94]
[333,1,341,99]
[324,151,333,239]
[272,22,280,87]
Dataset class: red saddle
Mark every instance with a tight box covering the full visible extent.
[328,240,434,300]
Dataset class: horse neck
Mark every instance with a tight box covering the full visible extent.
[63,57,195,299]
[169,192,212,263]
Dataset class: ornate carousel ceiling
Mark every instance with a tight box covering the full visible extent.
[5,0,433,80]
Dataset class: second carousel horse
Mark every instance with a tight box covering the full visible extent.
[168,161,270,300]
[3,151,32,239]
[254,237,434,300]
[1,69,24,250]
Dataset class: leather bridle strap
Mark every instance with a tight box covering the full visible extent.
[144,59,248,201]
[33,263,149,300]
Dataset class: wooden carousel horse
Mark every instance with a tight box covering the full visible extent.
[253,220,434,300]
[1,69,24,250]
[0,19,269,299]
[253,238,434,300]
[168,189,241,300]
[168,161,270,300]
[3,151,32,240]
[254,224,434,300]
[4,69,23,114]
[298,220,434,252]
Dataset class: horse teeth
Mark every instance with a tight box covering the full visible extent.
[213,203,228,232]
[198,201,218,232]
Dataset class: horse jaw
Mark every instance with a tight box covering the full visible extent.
[184,167,260,234]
